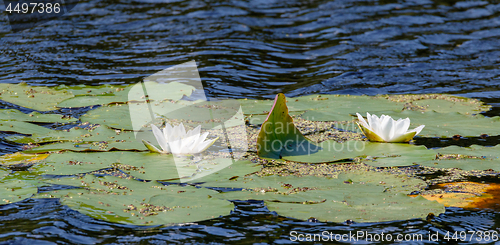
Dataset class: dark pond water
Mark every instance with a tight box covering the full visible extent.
[1,0,500,244]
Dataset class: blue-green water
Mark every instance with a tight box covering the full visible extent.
[1,0,500,244]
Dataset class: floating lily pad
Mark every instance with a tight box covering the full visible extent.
[183,159,261,184]
[23,141,147,153]
[434,144,500,158]
[372,111,500,137]
[0,152,49,168]
[0,83,74,111]
[411,99,489,114]
[37,175,233,225]
[81,99,245,132]
[267,191,441,223]
[0,109,77,123]
[296,95,405,122]
[57,82,195,108]
[281,140,436,166]
[37,151,252,182]
[257,93,313,159]
[6,125,136,144]
[210,171,443,223]
[0,171,40,204]
[360,143,436,167]
[0,121,52,135]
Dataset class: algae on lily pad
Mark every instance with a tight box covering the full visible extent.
[359,142,436,167]
[6,125,137,144]
[257,93,314,159]
[37,175,233,225]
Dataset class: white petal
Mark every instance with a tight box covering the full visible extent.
[356,113,370,129]
[151,124,169,152]
[164,123,175,142]
[391,118,407,140]
[400,118,411,134]
[378,115,394,141]
[186,125,201,138]
[180,134,199,153]
[409,125,425,136]
[192,132,209,150]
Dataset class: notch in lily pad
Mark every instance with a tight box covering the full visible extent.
[257,93,318,159]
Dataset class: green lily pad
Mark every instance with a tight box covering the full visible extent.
[281,140,436,166]
[57,84,128,96]
[209,171,443,223]
[360,143,436,167]
[6,125,136,144]
[37,151,253,182]
[411,99,489,114]
[0,121,52,135]
[418,145,500,171]
[0,171,40,204]
[37,175,233,225]
[281,140,361,163]
[57,82,195,108]
[296,95,405,122]
[257,93,313,159]
[266,191,441,223]
[0,109,77,123]
[377,110,500,137]
[22,141,147,153]
[0,83,74,111]
[419,158,500,171]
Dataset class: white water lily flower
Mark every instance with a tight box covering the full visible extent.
[355,112,425,143]
[142,123,218,154]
